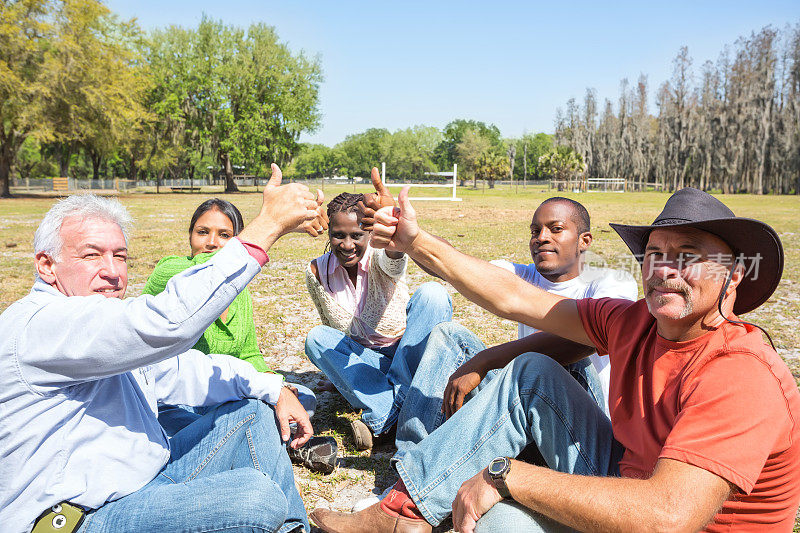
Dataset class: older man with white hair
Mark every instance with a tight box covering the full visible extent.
[0,166,326,533]
[311,187,800,533]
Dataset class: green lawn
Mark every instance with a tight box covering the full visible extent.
[1,185,798,530]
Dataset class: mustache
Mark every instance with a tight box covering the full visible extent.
[647,278,691,296]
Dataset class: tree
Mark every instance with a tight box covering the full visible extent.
[335,128,389,178]
[477,149,510,189]
[379,126,441,181]
[553,24,800,194]
[0,0,51,197]
[287,143,342,180]
[510,132,553,183]
[435,119,502,170]
[455,128,491,188]
[145,17,322,192]
[37,0,148,179]
[538,148,586,190]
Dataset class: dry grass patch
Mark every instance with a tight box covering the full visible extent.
[1,186,798,530]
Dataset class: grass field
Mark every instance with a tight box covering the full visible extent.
[1,185,798,530]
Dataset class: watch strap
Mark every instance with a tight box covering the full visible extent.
[488,457,512,499]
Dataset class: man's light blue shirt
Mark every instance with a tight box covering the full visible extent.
[0,239,283,533]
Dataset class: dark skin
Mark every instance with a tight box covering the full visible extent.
[311,211,371,287]
[443,199,595,417]
[357,167,395,233]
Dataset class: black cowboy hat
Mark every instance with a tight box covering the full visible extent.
[609,187,783,315]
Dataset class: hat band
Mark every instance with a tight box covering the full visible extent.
[653,217,692,226]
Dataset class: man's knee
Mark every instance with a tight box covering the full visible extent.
[506,352,566,385]
[428,322,483,353]
[412,281,452,311]
[477,500,573,533]
[227,469,289,530]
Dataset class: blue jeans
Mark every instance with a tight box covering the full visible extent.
[158,383,317,437]
[304,282,452,435]
[78,399,309,533]
[395,322,606,455]
[393,352,623,529]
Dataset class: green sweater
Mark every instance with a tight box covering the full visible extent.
[142,252,270,372]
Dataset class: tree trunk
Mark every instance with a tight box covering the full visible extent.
[222,153,239,192]
[0,129,24,198]
[523,142,528,187]
[90,151,102,181]
[0,146,12,198]
[57,143,72,178]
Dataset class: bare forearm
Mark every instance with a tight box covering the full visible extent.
[407,231,591,345]
[476,333,596,373]
[505,460,728,533]
[237,216,283,253]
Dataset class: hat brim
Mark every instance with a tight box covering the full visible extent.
[609,218,783,315]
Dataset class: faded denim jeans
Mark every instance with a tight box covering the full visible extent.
[395,321,607,456]
[77,399,309,533]
[304,282,453,435]
[157,383,317,437]
[393,350,623,530]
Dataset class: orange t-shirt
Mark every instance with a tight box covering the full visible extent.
[577,298,800,532]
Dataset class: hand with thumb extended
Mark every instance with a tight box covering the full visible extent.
[258,163,320,236]
[358,167,396,232]
[370,186,419,252]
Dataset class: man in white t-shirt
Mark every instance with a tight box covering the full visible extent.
[393,197,637,454]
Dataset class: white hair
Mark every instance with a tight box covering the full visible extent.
[33,194,133,261]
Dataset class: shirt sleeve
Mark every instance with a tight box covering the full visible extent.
[16,238,262,392]
[151,350,284,406]
[489,260,539,284]
[375,248,407,279]
[576,297,635,355]
[659,352,791,494]
[588,270,640,302]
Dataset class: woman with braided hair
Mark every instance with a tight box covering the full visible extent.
[305,171,453,450]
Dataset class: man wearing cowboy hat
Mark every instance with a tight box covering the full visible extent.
[311,187,800,533]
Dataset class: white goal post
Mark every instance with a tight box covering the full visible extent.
[586,177,627,192]
[381,162,462,201]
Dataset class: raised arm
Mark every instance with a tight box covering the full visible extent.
[19,164,325,390]
[370,187,592,346]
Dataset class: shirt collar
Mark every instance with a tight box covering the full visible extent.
[330,245,371,275]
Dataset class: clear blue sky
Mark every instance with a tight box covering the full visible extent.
[106,0,800,146]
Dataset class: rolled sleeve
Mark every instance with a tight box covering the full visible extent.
[375,249,407,279]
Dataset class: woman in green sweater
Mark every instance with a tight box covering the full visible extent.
[144,198,335,473]
[143,199,272,372]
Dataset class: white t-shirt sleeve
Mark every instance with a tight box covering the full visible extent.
[489,259,539,284]
[586,269,639,301]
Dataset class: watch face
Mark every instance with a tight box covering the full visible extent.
[488,457,509,477]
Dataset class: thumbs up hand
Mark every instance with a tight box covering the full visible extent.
[358,167,395,232]
[238,163,324,250]
[370,186,419,253]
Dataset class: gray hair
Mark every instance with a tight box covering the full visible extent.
[34,194,133,261]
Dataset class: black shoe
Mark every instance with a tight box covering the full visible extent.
[288,436,338,474]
